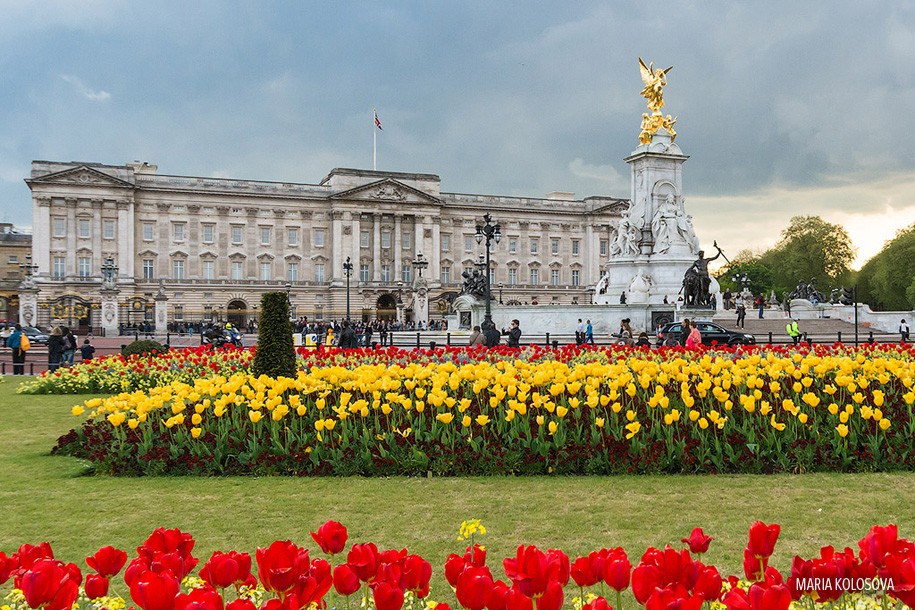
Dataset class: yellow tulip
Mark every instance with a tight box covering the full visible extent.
[625,421,641,439]
[548,421,558,435]
[249,411,262,423]
[536,415,545,426]
[836,424,849,438]
[461,415,472,427]
[191,427,202,439]
[595,417,605,428]
[879,418,891,430]
[315,419,325,432]
[127,418,139,429]
[436,413,454,424]
[191,414,203,425]
[107,412,126,427]
[556,406,569,418]
[71,406,85,416]
[475,415,490,426]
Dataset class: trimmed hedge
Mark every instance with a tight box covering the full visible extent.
[251,291,297,379]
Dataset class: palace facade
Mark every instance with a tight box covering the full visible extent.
[23,161,626,332]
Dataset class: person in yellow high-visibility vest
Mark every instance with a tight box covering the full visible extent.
[786,319,801,345]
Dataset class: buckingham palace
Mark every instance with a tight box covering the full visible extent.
[22,160,627,333]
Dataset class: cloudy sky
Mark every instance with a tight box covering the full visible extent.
[2,1,914,268]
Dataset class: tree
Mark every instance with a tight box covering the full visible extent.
[757,216,856,297]
[857,223,915,310]
[715,259,774,299]
[251,291,297,379]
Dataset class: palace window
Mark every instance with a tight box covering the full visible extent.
[402,231,412,250]
[381,231,391,249]
[231,261,244,280]
[103,219,116,239]
[142,259,154,279]
[551,269,560,286]
[314,263,325,283]
[464,235,474,252]
[52,218,66,237]
[142,222,154,241]
[509,238,517,254]
[530,238,539,254]
[202,224,215,243]
[440,266,451,284]
[287,228,299,246]
[260,227,271,245]
[572,240,580,255]
[381,264,391,282]
[360,264,370,282]
[78,218,91,238]
[314,229,325,247]
[508,268,517,285]
[172,259,185,279]
[360,230,370,248]
[402,265,412,283]
[551,238,559,255]
[530,268,540,284]
[53,256,66,278]
[259,261,272,281]
[173,223,185,242]
[571,269,580,286]
[287,262,299,281]
[78,256,91,277]
[441,235,450,252]
[231,226,244,244]
[174,306,184,321]
[202,260,215,280]
[600,240,609,256]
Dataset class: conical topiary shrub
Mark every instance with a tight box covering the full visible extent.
[251,291,297,379]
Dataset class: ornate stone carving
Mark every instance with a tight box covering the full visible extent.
[373,185,405,201]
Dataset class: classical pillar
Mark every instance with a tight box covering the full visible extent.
[99,287,120,337]
[372,213,381,281]
[123,199,135,278]
[393,215,402,281]
[66,198,77,275]
[431,218,441,283]
[331,211,344,279]
[34,197,51,276]
[585,223,597,283]
[91,199,103,271]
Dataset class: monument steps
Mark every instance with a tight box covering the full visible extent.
[711,312,897,341]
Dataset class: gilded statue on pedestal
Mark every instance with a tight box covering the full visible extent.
[638,58,678,144]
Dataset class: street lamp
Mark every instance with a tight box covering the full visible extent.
[412,253,428,278]
[19,255,38,286]
[474,213,501,327]
[731,273,750,292]
[342,256,354,323]
[498,282,504,304]
[101,257,118,288]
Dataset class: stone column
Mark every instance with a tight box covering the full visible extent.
[430,218,441,283]
[34,197,51,276]
[373,214,382,281]
[331,211,344,279]
[99,287,120,337]
[66,198,77,276]
[393,215,403,281]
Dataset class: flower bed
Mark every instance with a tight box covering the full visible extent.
[0,520,912,610]
[53,345,915,476]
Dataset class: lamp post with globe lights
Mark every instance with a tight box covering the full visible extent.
[474,213,501,328]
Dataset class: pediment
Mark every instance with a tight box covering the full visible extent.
[330,178,442,205]
[591,198,630,215]
[27,165,134,188]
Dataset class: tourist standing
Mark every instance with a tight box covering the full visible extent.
[48,327,65,372]
[686,322,702,348]
[756,294,765,319]
[468,325,485,346]
[504,319,522,348]
[575,319,584,344]
[901,319,910,343]
[63,326,78,366]
[723,289,732,310]
[679,319,691,346]
[483,321,500,347]
[80,338,96,361]
[786,319,801,345]
[7,324,27,375]
[736,303,747,328]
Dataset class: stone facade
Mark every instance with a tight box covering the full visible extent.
[24,162,626,331]
[0,223,32,323]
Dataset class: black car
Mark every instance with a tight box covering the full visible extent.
[656,321,755,347]
[21,326,50,345]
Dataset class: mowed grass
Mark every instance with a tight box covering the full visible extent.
[2,375,915,594]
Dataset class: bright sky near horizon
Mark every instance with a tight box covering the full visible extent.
[1,1,914,269]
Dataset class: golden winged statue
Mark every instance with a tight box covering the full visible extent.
[637,57,678,144]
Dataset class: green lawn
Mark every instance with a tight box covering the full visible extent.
[2,376,914,596]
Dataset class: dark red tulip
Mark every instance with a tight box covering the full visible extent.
[292,557,332,608]
[173,586,224,610]
[631,562,662,605]
[743,549,765,582]
[310,521,348,556]
[372,580,405,610]
[199,551,252,590]
[255,540,305,595]
[503,586,534,610]
[681,529,713,555]
[645,585,703,610]
[128,568,181,610]
[0,551,17,586]
[746,522,780,560]
[225,600,257,610]
[503,545,563,599]
[84,574,110,600]
[858,524,899,570]
[581,597,611,610]
[445,554,466,588]
[455,565,494,610]
[571,556,600,587]
[16,543,55,571]
[20,559,82,610]
[333,564,361,596]
[347,543,379,582]
[721,586,750,610]
[486,580,511,610]
[691,564,722,601]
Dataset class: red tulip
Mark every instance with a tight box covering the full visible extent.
[84,574,110,600]
[581,596,611,610]
[291,557,332,608]
[347,543,379,582]
[884,552,915,607]
[445,554,466,588]
[534,580,564,610]
[503,586,534,610]
[16,543,55,571]
[199,551,252,590]
[19,559,82,610]
[691,564,722,601]
[602,549,631,592]
[86,546,128,578]
[136,529,198,581]
[645,585,703,610]
[333,564,361,596]
[746,522,780,560]
[455,565,494,610]
[681,529,713,555]
[858,524,899,570]
[434,605,452,610]
[631,563,662,605]
[571,556,600,587]
[486,580,511,610]
[503,545,565,599]
[0,551,17,586]
[310,521,348,555]
[173,586,224,610]
[372,581,405,610]
[128,568,181,610]
[225,600,256,610]
[748,583,791,610]
[400,554,432,597]
[255,540,305,595]
[743,549,764,582]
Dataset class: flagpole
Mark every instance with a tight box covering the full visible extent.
[373,109,377,171]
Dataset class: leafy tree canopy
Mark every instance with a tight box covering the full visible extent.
[857,223,915,311]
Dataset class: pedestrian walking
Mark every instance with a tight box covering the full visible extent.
[468,325,485,346]
[736,303,746,328]
[901,319,910,343]
[48,326,65,372]
[585,319,594,344]
[7,324,27,375]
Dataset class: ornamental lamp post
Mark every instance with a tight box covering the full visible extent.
[412,252,428,278]
[101,257,118,288]
[19,255,38,287]
[284,281,293,320]
[474,213,501,328]
[498,282,504,304]
[342,256,354,323]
